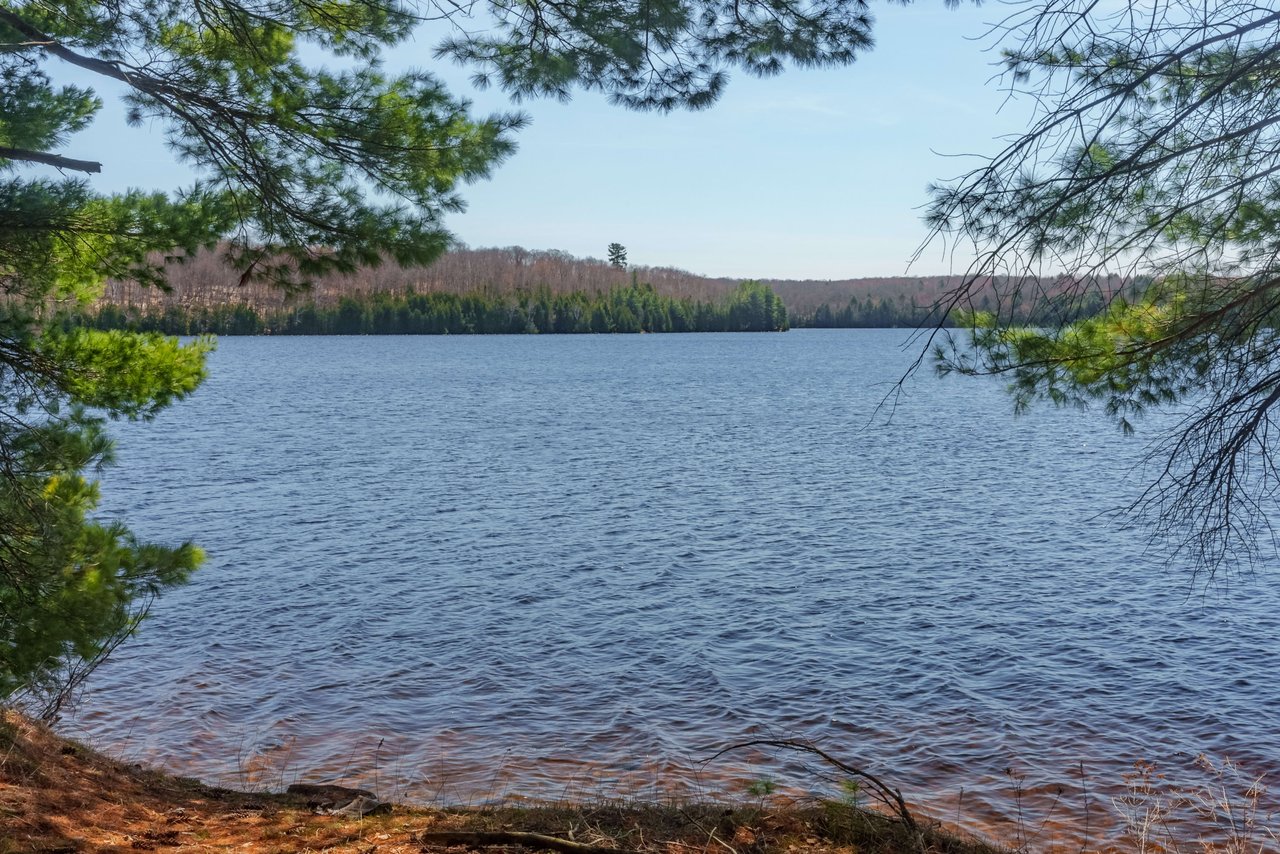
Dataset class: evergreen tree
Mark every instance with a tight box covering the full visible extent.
[608,243,628,270]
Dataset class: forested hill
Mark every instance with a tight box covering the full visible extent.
[96,245,1129,327]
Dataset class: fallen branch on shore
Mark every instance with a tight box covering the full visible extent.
[420,830,632,854]
[706,738,920,836]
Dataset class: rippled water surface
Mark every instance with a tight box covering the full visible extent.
[70,331,1280,847]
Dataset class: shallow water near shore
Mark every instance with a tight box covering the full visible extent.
[69,329,1280,848]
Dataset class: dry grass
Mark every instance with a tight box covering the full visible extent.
[1111,757,1278,854]
[0,711,1005,854]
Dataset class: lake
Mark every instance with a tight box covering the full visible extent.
[68,330,1280,848]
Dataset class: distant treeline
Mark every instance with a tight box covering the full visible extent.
[791,289,1114,328]
[794,296,936,328]
[66,281,790,335]
[91,245,1130,330]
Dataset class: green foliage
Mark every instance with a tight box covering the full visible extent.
[725,280,789,332]
[608,243,628,270]
[0,319,209,716]
[36,330,211,419]
[436,0,874,111]
[0,239,212,717]
[0,417,203,705]
[0,129,216,714]
[940,297,1188,432]
[0,7,522,295]
[796,295,928,328]
[0,180,237,296]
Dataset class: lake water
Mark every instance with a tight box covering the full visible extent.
[68,330,1280,849]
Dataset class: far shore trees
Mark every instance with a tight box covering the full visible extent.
[71,281,791,335]
[92,244,1018,326]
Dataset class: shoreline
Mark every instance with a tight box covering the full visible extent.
[0,711,1003,854]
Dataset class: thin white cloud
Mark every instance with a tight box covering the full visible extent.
[739,94,849,119]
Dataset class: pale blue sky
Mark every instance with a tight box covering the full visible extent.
[64,2,1032,279]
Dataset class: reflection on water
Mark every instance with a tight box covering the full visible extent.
[68,331,1280,850]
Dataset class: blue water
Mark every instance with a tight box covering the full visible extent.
[68,330,1280,843]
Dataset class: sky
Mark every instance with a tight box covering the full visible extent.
[63,2,1038,280]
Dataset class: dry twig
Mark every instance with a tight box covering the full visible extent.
[420,829,631,854]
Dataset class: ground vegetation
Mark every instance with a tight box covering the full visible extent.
[0,710,1001,854]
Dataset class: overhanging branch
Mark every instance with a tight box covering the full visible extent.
[0,146,101,174]
[0,7,135,86]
